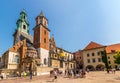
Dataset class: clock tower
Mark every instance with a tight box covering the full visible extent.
[33,11,50,67]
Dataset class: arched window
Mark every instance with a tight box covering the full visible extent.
[24,15,26,19]
[23,25,26,30]
[44,21,47,26]
[44,58,47,65]
[14,55,19,63]
[44,30,46,35]
[40,19,42,24]
[44,38,46,44]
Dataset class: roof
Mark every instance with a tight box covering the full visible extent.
[14,30,33,44]
[73,50,83,56]
[40,11,44,17]
[106,43,120,53]
[20,10,26,15]
[57,47,72,54]
[83,41,104,50]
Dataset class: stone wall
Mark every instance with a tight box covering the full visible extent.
[36,67,65,76]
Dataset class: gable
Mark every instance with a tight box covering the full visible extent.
[83,41,104,50]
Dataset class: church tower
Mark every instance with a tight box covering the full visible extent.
[16,10,29,34]
[13,10,32,45]
[33,11,50,67]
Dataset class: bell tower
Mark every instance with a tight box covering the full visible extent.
[16,10,29,34]
[33,11,50,67]
[13,10,30,45]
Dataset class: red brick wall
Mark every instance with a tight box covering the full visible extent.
[34,25,49,50]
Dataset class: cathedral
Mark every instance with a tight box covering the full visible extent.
[1,10,75,75]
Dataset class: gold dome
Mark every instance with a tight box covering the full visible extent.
[59,52,65,57]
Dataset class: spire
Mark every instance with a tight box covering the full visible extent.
[52,34,54,38]
[40,11,44,17]
[20,9,26,15]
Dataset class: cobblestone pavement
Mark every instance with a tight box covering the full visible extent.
[0,71,120,83]
[0,74,50,83]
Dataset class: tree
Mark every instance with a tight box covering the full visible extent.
[114,51,120,64]
[101,50,109,69]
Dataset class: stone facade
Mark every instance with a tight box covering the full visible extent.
[74,41,120,70]
[75,41,106,71]
[49,37,75,69]
[2,39,27,69]
[106,43,120,68]
[83,47,105,70]
[73,50,83,69]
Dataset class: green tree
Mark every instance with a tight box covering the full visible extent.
[114,51,120,64]
[101,50,109,69]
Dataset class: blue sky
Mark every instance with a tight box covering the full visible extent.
[1,0,120,56]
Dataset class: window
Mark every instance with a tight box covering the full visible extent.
[71,64,72,68]
[44,30,46,35]
[97,52,100,55]
[92,58,96,63]
[23,25,26,30]
[55,54,57,57]
[87,53,90,57]
[111,50,115,53]
[113,56,115,58]
[108,56,110,59]
[44,58,47,65]
[14,56,19,63]
[92,53,95,56]
[24,15,25,19]
[87,59,90,63]
[109,61,111,64]
[40,19,42,24]
[80,57,81,59]
[44,38,46,43]
[109,65,111,68]
[98,58,101,62]
[44,21,47,26]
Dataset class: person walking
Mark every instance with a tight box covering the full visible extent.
[113,68,116,74]
[52,70,58,82]
[30,71,33,80]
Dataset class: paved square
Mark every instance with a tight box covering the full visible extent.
[0,71,120,83]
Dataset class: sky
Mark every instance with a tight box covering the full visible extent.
[1,0,120,56]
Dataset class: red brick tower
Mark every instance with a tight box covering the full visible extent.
[33,11,50,67]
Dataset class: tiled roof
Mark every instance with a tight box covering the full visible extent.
[83,41,104,50]
[73,51,83,57]
[106,43,120,53]
[20,31,33,43]
[73,50,82,55]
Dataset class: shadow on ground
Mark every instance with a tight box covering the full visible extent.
[46,80,54,82]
